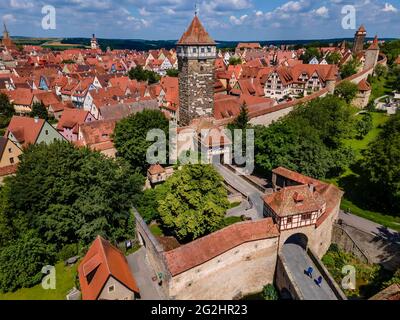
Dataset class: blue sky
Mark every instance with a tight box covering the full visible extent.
[1,0,399,40]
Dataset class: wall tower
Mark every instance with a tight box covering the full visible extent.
[177,14,216,126]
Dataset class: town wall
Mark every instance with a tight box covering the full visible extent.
[168,237,279,300]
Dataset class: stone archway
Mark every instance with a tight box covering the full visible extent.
[280,287,293,300]
[284,233,308,250]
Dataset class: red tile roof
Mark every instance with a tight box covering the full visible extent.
[79,119,116,146]
[264,184,325,217]
[177,16,216,45]
[358,79,371,91]
[164,219,279,276]
[5,116,45,148]
[78,236,139,300]
[148,164,166,175]
[57,109,89,134]
[269,167,344,223]
[368,36,379,50]
[5,88,34,106]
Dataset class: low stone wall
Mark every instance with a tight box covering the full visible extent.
[307,248,347,300]
[332,223,371,264]
[275,254,302,300]
[133,208,171,297]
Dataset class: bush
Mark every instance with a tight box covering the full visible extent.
[57,243,79,262]
[262,284,279,300]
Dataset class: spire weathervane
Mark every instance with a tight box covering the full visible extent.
[195,2,198,16]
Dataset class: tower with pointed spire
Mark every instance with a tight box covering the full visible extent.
[3,22,9,40]
[91,34,99,50]
[352,25,367,55]
[177,14,216,126]
[1,22,15,49]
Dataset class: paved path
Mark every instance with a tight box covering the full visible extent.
[339,211,399,242]
[127,248,165,300]
[214,164,265,220]
[281,244,337,300]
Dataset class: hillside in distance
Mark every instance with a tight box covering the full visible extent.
[61,37,396,51]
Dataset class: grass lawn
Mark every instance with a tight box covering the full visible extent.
[369,75,396,102]
[0,262,78,300]
[343,112,390,160]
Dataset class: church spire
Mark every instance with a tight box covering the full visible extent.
[3,22,9,38]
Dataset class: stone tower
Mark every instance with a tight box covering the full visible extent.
[2,22,15,50]
[91,34,99,50]
[364,36,380,71]
[352,25,367,55]
[177,15,217,126]
[3,22,9,40]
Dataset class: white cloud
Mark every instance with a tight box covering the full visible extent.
[9,0,33,9]
[313,6,329,18]
[2,14,16,23]
[382,2,398,12]
[229,14,248,25]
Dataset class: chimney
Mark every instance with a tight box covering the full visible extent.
[34,116,39,123]
[308,183,315,193]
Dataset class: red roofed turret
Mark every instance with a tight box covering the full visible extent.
[368,35,379,50]
[177,15,216,46]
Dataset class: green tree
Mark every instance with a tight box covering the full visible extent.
[30,101,48,120]
[232,103,249,130]
[0,93,15,118]
[361,114,400,213]
[114,109,169,173]
[158,165,229,242]
[166,69,179,77]
[229,56,242,65]
[262,284,279,300]
[335,81,359,104]
[128,65,160,84]
[383,269,400,288]
[326,52,341,65]
[355,113,373,139]
[136,184,168,224]
[300,47,322,63]
[1,141,144,249]
[340,59,361,79]
[255,95,355,179]
[374,64,388,79]
[0,231,55,292]
[128,65,147,82]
